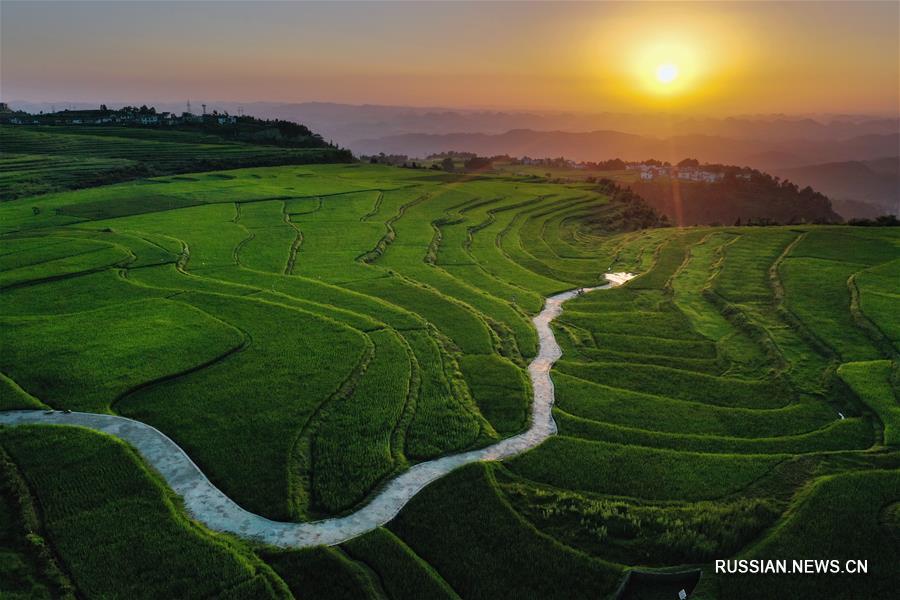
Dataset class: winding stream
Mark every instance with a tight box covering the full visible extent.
[0,272,634,547]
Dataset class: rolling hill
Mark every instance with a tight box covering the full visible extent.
[351,129,900,172]
[0,122,351,200]
[773,157,899,218]
[1,154,898,599]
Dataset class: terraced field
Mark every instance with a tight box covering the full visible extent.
[0,125,349,200]
[0,159,898,599]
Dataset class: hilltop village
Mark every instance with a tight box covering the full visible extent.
[0,103,340,152]
[0,102,237,127]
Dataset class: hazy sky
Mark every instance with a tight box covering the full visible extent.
[2,1,898,115]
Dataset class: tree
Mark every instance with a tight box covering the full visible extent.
[848,215,900,227]
[441,157,455,172]
[464,156,493,171]
[677,158,700,168]
[596,158,626,171]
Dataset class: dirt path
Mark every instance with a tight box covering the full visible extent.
[0,272,634,547]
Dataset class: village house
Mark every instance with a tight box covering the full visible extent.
[677,167,724,183]
[0,104,249,128]
[627,161,731,183]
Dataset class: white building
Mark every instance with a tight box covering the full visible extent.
[677,167,724,183]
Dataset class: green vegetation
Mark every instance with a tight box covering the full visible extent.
[0,426,288,599]
[838,361,900,445]
[0,124,349,199]
[388,464,621,599]
[1,298,245,412]
[117,292,367,520]
[343,528,460,600]
[555,360,792,409]
[500,479,781,565]
[716,470,900,599]
[507,436,784,501]
[0,373,46,412]
[0,130,897,598]
[0,444,74,599]
[401,329,486,459]
[259,547,382,600]
[457,354,531,435]
[312,329,412,513]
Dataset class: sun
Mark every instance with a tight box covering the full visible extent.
[656,63,679,84]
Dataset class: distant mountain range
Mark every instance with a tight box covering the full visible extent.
[352,128,899,170]
[347,126,898,218]
[10,100,898,146]
[10,100,897,217]
[772,158,899,218]
[253,104,900,147]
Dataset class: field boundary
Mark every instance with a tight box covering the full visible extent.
[0,273,633,547]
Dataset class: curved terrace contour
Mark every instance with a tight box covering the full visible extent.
[0,272,635,548]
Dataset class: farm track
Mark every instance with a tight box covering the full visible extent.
[0,272,634,547]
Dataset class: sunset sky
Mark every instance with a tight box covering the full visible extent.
[2,1,898,115]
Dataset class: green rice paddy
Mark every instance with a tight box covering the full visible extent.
[0,135,898,598]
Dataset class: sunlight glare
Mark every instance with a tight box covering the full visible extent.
[656,63,679,84]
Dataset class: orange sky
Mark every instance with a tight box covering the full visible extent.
[2,1,898,115]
